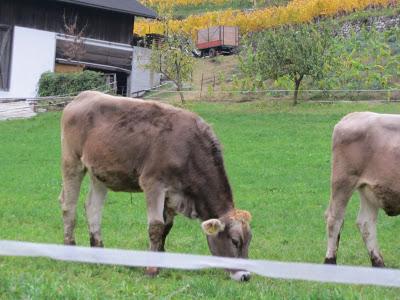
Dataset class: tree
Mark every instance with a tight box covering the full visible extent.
[143,2,194,104]
[62,13,87,62]
[240,24,333,105]
[147,33,194,104]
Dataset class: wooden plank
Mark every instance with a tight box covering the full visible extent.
[223,26,238,47]
[196,40,223,50]
[55,63,84,73]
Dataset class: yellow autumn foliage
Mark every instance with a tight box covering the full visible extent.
[140,0,228,9]
[135,0,397,38]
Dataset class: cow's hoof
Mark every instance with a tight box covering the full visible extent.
[145,267,160,277]
[324,257,337,265]
[90,238,104,248]
[371,257,385,268]
[230,271,251,282]
[64,239,76,246]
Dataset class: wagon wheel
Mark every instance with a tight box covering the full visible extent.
[231,47,239,55]
[209,48,217,58]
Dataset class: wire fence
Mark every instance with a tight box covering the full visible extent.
[143,88,400,102]
[1,88,400,120]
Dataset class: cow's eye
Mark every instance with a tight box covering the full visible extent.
[232,238,240,248]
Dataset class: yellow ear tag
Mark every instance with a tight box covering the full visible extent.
[207,223,219,235]
[202,219,224,236]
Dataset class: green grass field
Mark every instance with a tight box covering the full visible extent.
[1,101,400,299]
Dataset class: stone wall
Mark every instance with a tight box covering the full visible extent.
[340,13,400,36]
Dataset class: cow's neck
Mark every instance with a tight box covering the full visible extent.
[191,177,234,221]
[185,153,235,221]
[199,190,234,221]
[183,118,235,221]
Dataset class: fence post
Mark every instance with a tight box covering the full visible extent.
[213,75,216,91]
[200,73,204,99]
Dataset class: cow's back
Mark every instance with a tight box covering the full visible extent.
[62,91,198,153]
[333,112,400,157]
[332,112,400,215]
[61,91,202,192]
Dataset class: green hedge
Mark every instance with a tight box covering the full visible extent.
[38,71,109,97]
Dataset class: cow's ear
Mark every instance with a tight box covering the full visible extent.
[233,209,252,223]
[201,219,225,236]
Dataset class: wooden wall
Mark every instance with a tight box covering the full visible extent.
[0,0,135,44]
[55,63,83,73]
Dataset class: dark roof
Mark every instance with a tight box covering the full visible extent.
[56,0,157,18]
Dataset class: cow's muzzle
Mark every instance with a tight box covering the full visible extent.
[230,270,251,282]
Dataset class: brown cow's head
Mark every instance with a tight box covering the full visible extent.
[201,209,252,281]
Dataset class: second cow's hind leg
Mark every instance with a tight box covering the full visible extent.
[60,161,86,245]
[85,175,108,247]
[357,190,384,267]
[324,177,357,264]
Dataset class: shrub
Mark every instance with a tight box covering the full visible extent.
[37,71,108,97]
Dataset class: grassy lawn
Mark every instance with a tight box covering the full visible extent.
[1,101,400,299]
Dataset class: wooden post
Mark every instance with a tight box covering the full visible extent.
[200,73,204,99]
[213,75,216,91]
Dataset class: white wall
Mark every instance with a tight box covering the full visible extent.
[0,27,56,99]
[130,46,161,96]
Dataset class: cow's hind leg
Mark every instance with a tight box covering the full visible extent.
[324,177,357,264]
[85,175,108,247]
[357,189,384,267]
[60,160,86,245]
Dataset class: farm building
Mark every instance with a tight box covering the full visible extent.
[0,0,159,99]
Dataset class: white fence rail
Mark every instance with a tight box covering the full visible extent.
[1,88,400,121]
[1,240,400,288]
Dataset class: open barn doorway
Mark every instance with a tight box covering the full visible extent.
[84,67,129,96]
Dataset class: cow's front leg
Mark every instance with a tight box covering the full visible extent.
[357,192,384,267]
[161,207,176,252]
[142,180,166,277]
[85,175,108,247]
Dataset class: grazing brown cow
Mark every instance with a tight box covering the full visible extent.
[325,112,400,267]
[59,91,252,281]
